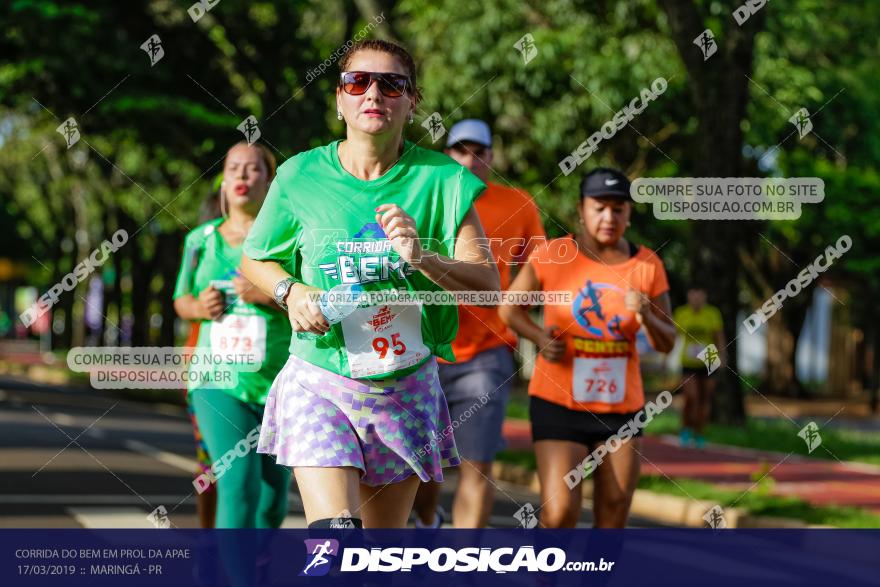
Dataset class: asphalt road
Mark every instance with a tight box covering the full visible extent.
[0,376,666,529]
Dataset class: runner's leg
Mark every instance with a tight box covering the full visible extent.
[412,479,443,526]
[592,437,640,528]
[697,376,715,434]
[453,459,495,528]
[191,388,264,528]
[681,375,699,434]
[359,474,422,528]
[535,439,590,528]
[294,467,361,523]
[196,489,217,529]
[255,446,291,528]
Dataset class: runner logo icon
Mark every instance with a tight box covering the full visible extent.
[300,539,340,577]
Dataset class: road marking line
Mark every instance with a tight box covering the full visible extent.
[67,506,156,528]
[123,439,198,473]
[281,515,308,529]
[51,412,77,427]
[0,494,194,504]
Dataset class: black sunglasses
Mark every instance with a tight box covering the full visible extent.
[339,71,411,98]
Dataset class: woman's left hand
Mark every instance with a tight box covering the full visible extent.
[376,204,422,265]
[625,288,651,324]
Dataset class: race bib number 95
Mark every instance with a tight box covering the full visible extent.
[341,303,429,378]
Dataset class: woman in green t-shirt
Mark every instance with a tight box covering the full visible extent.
[173,142,292,528]
[241,40,500,529]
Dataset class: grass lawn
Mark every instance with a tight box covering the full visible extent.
[642,410,880,466]
[494,450,880,527]
[501,390,880,527]
[637,475,880,528]
[505,389,880,466]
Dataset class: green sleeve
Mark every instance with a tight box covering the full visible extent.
[243,166,303,273]
[172,232,202,300]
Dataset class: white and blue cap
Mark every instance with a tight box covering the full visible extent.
[446,119,492,148]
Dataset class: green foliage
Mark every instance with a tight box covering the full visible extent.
[1,0,878,354]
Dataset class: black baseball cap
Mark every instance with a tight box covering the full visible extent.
[579,168,631,200]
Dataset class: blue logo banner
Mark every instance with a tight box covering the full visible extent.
[2,529,877,586]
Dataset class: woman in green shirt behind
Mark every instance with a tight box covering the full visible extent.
[173,142,292,528]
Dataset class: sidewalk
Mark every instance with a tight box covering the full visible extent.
[501,418,880,514]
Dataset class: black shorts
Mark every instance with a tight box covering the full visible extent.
[529,396,643,448]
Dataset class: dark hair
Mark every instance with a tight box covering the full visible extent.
[339,39,422,102]
[224,141,277,180]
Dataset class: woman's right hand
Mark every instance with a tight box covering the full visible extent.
[538,327,566,363]
[198,285,225,320]
[287,283,330,335]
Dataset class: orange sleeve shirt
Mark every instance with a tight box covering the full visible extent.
[527,236,669,413]
[444,182,547,363]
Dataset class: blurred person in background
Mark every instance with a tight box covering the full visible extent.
[673,285,725,448]
[413,119,546,528]
[173,142,292,529]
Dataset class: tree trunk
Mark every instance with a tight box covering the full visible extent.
[658,0,766,424]
[157,231,182,347]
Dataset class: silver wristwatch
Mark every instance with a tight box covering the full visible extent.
[273,278,296,310]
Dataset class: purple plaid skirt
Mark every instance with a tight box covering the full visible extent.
[257,354,461,487]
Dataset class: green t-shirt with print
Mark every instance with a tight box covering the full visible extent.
[243,139,486,380]
[173,218,292,404]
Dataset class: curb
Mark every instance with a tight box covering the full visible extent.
[491,461,827,528]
